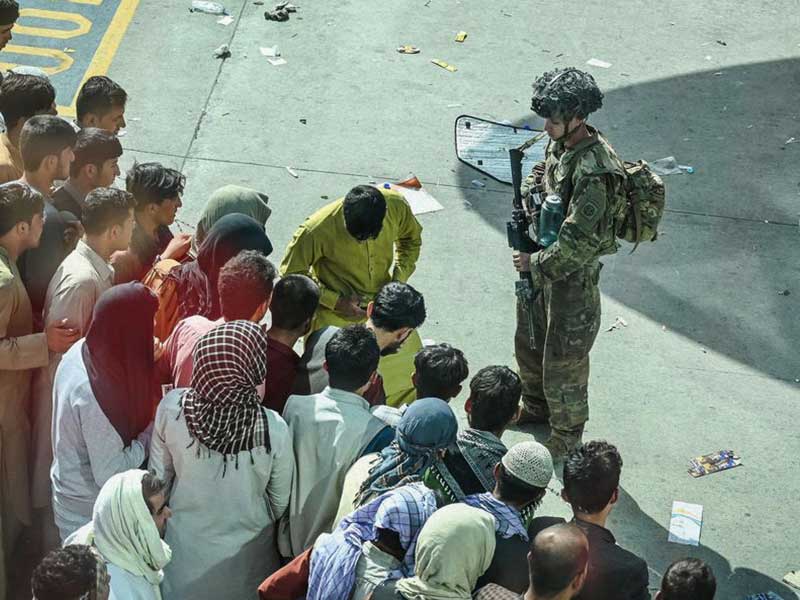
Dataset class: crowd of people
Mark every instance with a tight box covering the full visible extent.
[0,0,725,598]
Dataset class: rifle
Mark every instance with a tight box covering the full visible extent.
[508,131,547,349]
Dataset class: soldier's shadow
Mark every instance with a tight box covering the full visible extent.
[458,57,800,383]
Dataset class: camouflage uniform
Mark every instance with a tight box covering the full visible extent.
[515,125,626,445]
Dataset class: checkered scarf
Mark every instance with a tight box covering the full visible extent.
[307,482,438,600]
[463,492,529,541]
[182,321,270,465]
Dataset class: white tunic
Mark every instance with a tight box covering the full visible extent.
[107,564,160,600]
[149,390,294,600]
[51,340,151,541]
[279,387,386,556]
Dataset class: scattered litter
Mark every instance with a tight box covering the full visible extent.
[778,289,791,296]
[661,325,667,332]
[446,103,463,108]
[130,117,141,121]
[431,59,457,72]
[688,450,741,478]
[217,14,234,25]
[786,137,797,144]
[285,166,299,178]
[212,43,231,59]
[387,174,444,215]
[650,156,694,176]
[501,11,512,16]
[470,179,486,188]
[745,594,785,600]
[259,45,280,57]
[606,316,628,332]
[221,112,230,116]
[716,39,727,46]
[422,338,437,346]
[667,501,703,546]
[299,118,307,124]
[784,571,800,591]
[397,45,420,54]
[555,53,564,58]
[320,195,329,200]
[586,57,612,68]
[455,31,467,42]
[63,47,76,53]
[713,71,723,76]
[190,0,227,14]
[267,57,286,65]
[116,129,128,137]
[265,2,297,21]
[620,72,630,76]
[253,0,264,3]
[704,55,712,61]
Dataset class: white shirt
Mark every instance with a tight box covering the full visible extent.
[51,340,151,541]
[108,563,160,600]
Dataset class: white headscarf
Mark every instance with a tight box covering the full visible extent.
[66,470,172,600]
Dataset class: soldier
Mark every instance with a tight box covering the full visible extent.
[512,67,627,459]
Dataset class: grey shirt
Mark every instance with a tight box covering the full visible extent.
[51,340,152,541]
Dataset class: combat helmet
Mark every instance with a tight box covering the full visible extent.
[530,67,603,121]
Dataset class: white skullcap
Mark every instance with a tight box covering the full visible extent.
[502,441,553,488]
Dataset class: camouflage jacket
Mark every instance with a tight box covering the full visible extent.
[522,126,626,284]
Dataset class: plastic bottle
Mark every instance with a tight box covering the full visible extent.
[538,194,565,247]
[190,1,227,15]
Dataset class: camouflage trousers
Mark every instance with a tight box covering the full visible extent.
[514,262,602,432]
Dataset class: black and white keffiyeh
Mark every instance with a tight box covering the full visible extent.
[182,320,271,462]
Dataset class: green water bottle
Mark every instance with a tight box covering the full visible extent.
[538,194,565,247]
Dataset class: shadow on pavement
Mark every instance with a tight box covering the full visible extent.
[613,487,798,599]
[457,58,800,382]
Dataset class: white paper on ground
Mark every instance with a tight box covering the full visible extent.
[217,15,235,25]
[668,501,703,546]
[586,57,612,68]
[390,183,444,215]
[260,45,280,57]
[267,57,287,66]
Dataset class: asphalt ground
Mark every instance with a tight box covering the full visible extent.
[8,1,800,598]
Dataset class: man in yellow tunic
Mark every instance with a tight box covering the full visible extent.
[0,182,78,599]
[280,185,423,406]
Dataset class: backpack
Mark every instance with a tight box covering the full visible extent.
[617,160,666,251]
[141,258,181,341]
[563,145,666,253]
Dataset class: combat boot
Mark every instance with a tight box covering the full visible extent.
[515,397,550,426]
[543,425,584,461]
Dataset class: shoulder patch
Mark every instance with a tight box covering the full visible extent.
[580,200,600,221]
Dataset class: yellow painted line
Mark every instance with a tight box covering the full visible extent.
[0,45,75,75]
[58,0,140,117]
[67,0,103,5]
[14,8,93,40]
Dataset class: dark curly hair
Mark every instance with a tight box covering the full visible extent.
[31,545,97,600]
[530,67,603,120]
